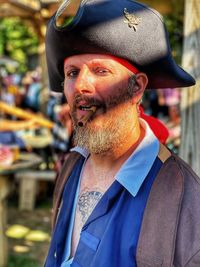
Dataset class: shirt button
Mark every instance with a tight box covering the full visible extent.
[54,251,57,258]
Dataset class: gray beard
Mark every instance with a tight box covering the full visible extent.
[72,75,138,154]
[73,104,133,154]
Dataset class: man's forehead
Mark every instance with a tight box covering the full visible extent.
[64,54,116,66]
[64,54,139,74]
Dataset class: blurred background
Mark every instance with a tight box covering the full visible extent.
[0,0,199,266]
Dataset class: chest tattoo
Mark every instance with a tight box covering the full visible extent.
[78,188,103,224]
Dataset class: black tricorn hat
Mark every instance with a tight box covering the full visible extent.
[45,0,195,92]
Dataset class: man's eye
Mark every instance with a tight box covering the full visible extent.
[94,67,111,75]
[66,69,79,77]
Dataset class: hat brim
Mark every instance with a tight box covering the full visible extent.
[45,0,195,92]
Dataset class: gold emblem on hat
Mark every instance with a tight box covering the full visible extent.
[123,8,141,31]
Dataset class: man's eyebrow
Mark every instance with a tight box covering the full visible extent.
[64,64,78,70]
[89,59,114,67]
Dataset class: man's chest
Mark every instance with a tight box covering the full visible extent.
[70,169,114,257]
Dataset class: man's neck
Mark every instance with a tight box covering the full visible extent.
[88,121,145,176]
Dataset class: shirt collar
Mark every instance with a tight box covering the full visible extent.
[115,119,159,197]
[71,118,159,197]
[71,146,89,158]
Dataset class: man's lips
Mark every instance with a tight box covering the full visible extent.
[73,97,106,124]
[76,104,98,118]
[78,104,97,111]
[76,100,101,114]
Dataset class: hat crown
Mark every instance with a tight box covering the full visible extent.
[45,0,195,92]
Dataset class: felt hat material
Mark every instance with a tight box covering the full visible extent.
[45,0,195,92]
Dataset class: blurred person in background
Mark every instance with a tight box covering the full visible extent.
[158,88,181,126]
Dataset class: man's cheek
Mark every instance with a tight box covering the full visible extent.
[64,93,73,109]
[64,83,74,100]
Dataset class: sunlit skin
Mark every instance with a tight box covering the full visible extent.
[64,54,148,171]
[64,54,148,255]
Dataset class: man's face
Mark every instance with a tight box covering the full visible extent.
[63,54,144,154]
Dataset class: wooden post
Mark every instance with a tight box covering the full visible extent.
[19,176,37,211]
[180,0,200,175]
[0,176,10,267]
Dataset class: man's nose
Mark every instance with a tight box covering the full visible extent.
[75,65,95,94]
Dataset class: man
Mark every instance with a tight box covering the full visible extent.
[45,0,200,266]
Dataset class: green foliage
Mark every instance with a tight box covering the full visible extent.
[0,17,39,73]
[164,14,183,64]
[164,0,184,64]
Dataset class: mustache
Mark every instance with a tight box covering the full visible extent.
[73,95,105,108]
[72,89,133,112]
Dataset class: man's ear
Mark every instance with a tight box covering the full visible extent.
[131,72,148,104]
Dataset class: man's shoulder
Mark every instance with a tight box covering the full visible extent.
[155,149,200,208]
[164,152,200,189]
[157,149,200,213]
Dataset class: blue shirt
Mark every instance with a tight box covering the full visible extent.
[61,119,159,266]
